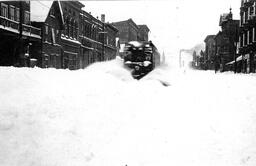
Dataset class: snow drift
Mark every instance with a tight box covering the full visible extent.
[0,57,256,166]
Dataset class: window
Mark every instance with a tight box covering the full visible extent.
[250,6,254,16]
[69,23,71,37]
[244,31,248,46]
[243,33,246,46]
[1,3,8,18]
[51,28,56,44]
[24,11,30,24]
[252,28,255,42]
[73,21,78,39]
[71,21,74,38]
[15,8,20,22]
[254,2,256,15]
[239,35,242,48]
[45,25,48,35]
[56,29,59,42]
[249,28,253,44]
[50,8,55,17]
[247,30,250,44]
[9,6,15,20]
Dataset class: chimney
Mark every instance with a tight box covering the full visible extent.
[101,14,105,23]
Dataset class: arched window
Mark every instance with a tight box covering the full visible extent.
[92,25,96,40]
[75,21,78,39]
[65,16,70,36]
[70,19,74,38]
[91,25,94,39]
[68,17,72,37]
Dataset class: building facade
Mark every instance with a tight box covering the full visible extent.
[239,0,256,73]
[138,25,150,42]
[112,19,139,44]
[0,0,119,69]
[0,1,41,67]
[204,35,216,70]
[215,9,239,72]
[104,22,119,61]
[60,1,84,70]
[79,10,101,69]
[31,1,64,69]
[112,19,150,44]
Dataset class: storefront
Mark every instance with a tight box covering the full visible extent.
[63,51,78,70]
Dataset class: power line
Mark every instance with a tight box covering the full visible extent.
[34,1,51,9]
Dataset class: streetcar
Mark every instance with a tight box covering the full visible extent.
[123,41,161,79]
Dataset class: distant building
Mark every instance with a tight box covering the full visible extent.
[0,1,41,67]
[215,8,239,72]
[138,25,150,42]
[238,0,256,73]
[112,18,139,44]
[112,19,150,44]
[204,35,216,70]
[104,22,119,61]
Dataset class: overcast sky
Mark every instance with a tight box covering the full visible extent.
[82,0,241,55]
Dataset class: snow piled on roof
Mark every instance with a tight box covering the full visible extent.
[31,1,53,22]
[1,57,256,166]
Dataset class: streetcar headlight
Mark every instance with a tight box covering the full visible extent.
[143,61,152,67]
[125,61,132,65]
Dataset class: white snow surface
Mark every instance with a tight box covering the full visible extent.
[1,57,256,166]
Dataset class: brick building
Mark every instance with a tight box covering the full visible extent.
[60,1,84,70]
[112,19,150,44]
[104,22,119,61]
[0,0,119,69]
[112,18,139,44]
[31,1,64,68]
[138,25,150,42]
[79,11,118,68]
[0,1,41,67]
[79,10,102,68]
[238,0,256,73]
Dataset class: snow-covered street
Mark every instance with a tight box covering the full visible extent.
[1,58,256,166]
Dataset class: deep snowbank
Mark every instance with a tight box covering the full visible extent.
[0,58,256,166]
